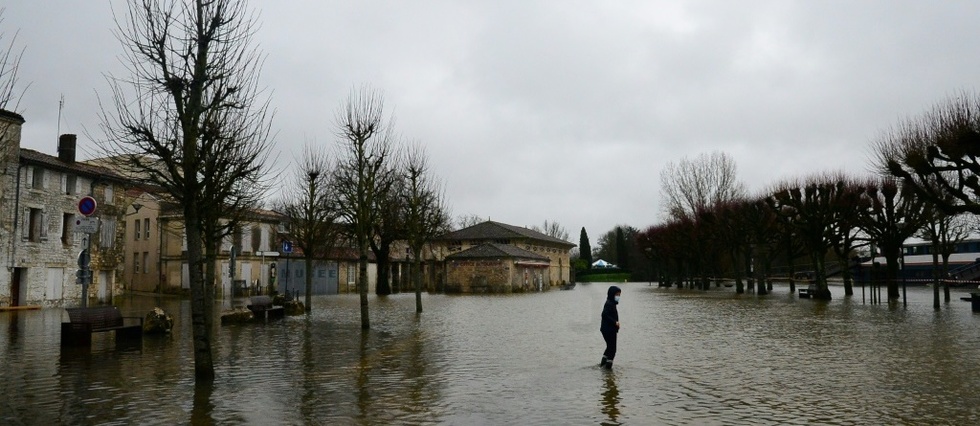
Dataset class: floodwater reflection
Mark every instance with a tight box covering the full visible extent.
[2,284,980,424]
[600,371,621,426]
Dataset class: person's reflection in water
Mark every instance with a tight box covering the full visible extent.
[600,371,621,426]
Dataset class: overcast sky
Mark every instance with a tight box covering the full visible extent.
[6,1,980,244]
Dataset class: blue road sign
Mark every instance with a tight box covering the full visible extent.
[282,240,293,253]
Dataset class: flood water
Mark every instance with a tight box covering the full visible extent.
[2,282,980,425]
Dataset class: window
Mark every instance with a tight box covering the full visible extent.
[104,184,114,204]
[135,219,141,241]
[33,168,44,188]
[240,226,250,253]
[100,218,117,249]
[64,174,77,195]
[252,227,261,253]
[144,218,150,239]
[134,252,140,273]
[23,208,46,242]
[143,252,149,273]
[61,213,73,245]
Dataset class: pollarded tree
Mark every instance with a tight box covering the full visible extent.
[857,177,929,300]
[100,0,273,381]
[369,165,405,296]
[332,86,397,330]
[767,175,851,300]
[882,92,980,215]
[277,145,338,313]
[826,176,867,297]
[917,199,968,308]
[402,142,450,313]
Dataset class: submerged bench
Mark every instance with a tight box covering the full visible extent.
[246,296,285,321]
[61,306,143,347]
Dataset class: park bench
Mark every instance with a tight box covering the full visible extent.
[61,306,143,347]
[246,295,285,321]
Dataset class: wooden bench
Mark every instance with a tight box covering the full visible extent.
[246,296,285,321]
[61,306,143,347]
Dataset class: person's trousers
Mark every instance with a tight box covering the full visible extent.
[602,330,617,360]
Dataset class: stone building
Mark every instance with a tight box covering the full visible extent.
[432,221,575,293]
[0,110,132,308]
[120,189,377,298]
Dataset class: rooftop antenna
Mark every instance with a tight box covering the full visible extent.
[57,94,64,136]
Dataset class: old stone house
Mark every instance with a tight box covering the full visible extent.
[0,110,133,308]
[431,221,575,293]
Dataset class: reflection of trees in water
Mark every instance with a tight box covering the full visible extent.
[352,322,444,423]
[600,372,621,426]
[192,381,215,425]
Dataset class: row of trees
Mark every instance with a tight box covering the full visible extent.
[93,0,450,382]
[276,88,450,323]
[639,93,980,308]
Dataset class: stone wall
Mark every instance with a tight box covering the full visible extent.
[445,259,513,293]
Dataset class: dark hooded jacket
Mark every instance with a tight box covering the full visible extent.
[600,285,620,333]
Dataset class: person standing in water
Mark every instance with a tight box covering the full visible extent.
[600,285,621,369]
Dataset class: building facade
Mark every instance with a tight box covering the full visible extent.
[430,221,575,293]
[0,111,132,308]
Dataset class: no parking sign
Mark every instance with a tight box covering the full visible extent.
[77,196,97,216]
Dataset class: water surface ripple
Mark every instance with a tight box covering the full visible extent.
[2,283,979,425]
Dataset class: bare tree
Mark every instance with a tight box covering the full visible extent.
[402,142,449,313]
[881,92,980,214]
[0,8,25,165]
[767,174,852,300]
[531,220,569,241]
[99,0,272,381]
[660,151,745,220]
[277,145,337,312]
[332,86,396,330]
[858,177,929,301]
[367,155,407,296]
[455,213,485,230]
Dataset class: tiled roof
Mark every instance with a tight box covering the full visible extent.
[20,148,129,183]
[446,243,550,261]
[437,221,575,247]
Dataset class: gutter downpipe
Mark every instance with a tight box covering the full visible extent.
[9,163,23,272]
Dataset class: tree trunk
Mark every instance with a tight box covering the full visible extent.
[186,220,215,381]
[305,255,313,313]
[840,257,854,296]
[359,252,370,329]
[413,250,423,313]
[932,251,940,310]
[884,252,901,300]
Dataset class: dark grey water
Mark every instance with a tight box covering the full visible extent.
[2,283,980,425]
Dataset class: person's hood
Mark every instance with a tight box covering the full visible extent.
[607,285,621,300]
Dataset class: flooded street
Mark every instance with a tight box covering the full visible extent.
[3,283,980,425]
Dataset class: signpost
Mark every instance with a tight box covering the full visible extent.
[282,241,292,296]
[76,196,97,307]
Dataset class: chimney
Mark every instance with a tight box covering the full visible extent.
[58,134,76,163]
